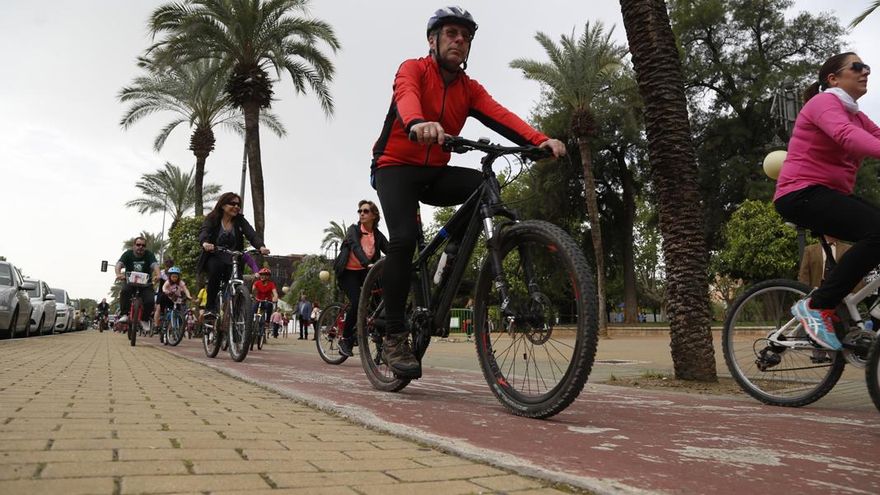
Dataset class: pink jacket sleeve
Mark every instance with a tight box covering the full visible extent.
[812,101,880,158]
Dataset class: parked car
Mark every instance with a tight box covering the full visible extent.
[26,279,56,336]
[52,288,74,332]
[0,261,35,339]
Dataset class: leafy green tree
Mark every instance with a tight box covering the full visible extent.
[620,0,716,381]
[119,57,285,216]
[149,0,341,235]
[284,255,332,308]
[167,216,204,290]
[511,22,628,335]
[669,0,844,249]
[715,199,798,283]
[125,162,222,231]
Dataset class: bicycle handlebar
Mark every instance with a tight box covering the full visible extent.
[213,247,261,257]
[406,132,553,161]
[442,136,552,161]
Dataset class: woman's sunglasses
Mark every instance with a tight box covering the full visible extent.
[226,202,241,207]
[841,62,871,74]
[358,208,373,214]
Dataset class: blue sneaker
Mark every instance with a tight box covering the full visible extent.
[792,298,843,351]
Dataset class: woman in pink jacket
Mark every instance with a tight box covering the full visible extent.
[775,52,880,350]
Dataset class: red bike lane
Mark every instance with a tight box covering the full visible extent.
[150,338,880,495]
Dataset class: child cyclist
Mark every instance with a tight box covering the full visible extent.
[252,267,279,324]
[156,267,192,341]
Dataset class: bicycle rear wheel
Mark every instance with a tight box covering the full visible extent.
[227,285,254,362]
[723,279,845,407]
[166,310,184,346]
[867,335,880,413]
[317,303,348,365]
[357,259,422,392]
[474,220,598,419]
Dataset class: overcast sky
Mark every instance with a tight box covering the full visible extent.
[1,1,877,301]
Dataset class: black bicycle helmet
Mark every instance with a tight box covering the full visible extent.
[426,6,478,37]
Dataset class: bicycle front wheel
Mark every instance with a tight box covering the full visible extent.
[202,313,221,358]
[129,299,141,347]
[357,259,415,392]
[867,334,880,413]
[166,310,184,346]
[317,303,348,365]
[473,220,598,419]
[227,285,254,362]
[723,279,845,407]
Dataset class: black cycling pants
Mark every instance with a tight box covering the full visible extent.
[205,256,233,312]
[374,165,482,335]
[775,185,880,309]
[120,285,154,322]
[339,268,368,340]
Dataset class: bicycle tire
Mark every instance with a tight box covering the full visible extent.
[316,303,348,365]
[129,298,141,347]
[202,313,222,358]
[357,258,429,392]
[227,284,254,362]
[723,278,845,407]
[166,310,184,346]
[866,334,880,413]
[473,220,598,419]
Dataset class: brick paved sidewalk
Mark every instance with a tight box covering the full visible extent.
[0,332,582,495]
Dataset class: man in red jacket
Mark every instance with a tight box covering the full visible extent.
[370,6,566,379]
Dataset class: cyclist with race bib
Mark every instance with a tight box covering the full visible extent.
[774,52,880,350]
[370,6,566,378]
[252,267,279,327]
[115,236,161,331]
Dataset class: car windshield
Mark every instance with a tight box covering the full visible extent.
[51,289,67,303]
[0,265,11,287]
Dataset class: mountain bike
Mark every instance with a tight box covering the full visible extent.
[723,231,879,410]
[316,301,350,365]
[357,136,598,419]
[200,247,255,361]
[251,300,274,351]
[159,300,188,347]
[116,272,154,347]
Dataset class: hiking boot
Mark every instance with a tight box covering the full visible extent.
[792,298,843,351]
[383,333,421,379]
[338,338,354,357]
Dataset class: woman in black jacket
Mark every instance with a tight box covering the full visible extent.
[336,200,389,356]
[198,192,270,314]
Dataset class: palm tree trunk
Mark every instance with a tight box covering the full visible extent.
[619,0,716,381]
[618,151,638,324]
[576,137,608,337]
[193,155,206,217]
[243,101,266,236]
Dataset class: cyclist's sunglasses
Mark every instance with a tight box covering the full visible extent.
[134,243,146,247]
[226,201,241,207]
[358,208,374,214]
[842,62,871,74]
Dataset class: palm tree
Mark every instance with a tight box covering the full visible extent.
[619,0,716,381]
[119,57,286,216]
[510,23,627,336]
[321,220,347,254]
[125,162,222,232]
[123,232,167,255]
[851,1,879,27]
[148,0,341,235]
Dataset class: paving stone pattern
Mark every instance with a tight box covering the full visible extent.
[0,332,580,495]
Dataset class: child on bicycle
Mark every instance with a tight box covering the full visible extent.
[157,267,192,329]
[252,267,278,324]
[774,52,880,350]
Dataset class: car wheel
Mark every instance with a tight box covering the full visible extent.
[5,308,18,339]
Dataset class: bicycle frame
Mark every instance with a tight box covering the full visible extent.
[406,141,543,337]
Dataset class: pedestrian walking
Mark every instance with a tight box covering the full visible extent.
[296,295,313,340]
